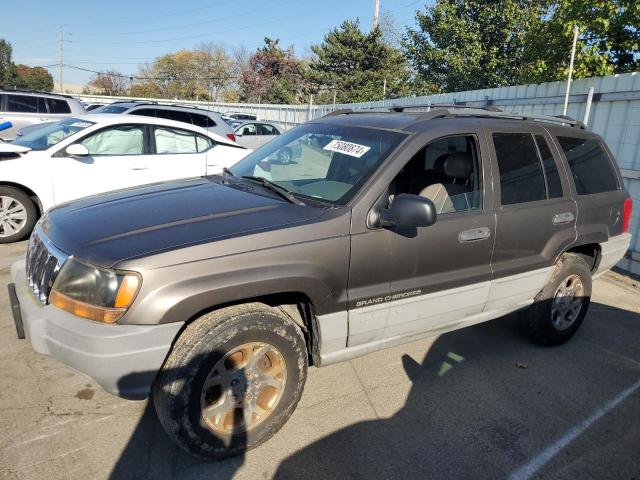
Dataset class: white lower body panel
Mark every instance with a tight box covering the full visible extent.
[317,267,553,366]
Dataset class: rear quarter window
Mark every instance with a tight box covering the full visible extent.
[557,136,619,195]
[46,98,71,114]
[7,95,38,113]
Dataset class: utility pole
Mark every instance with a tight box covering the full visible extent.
[382,78,386,99]
[562,25,579,116]
[373,0,380,30]
[59,26,63,93]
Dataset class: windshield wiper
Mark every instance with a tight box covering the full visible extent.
[221,167,235,185]
[241,176,306,206]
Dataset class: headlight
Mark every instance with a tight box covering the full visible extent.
[49,259,141,324]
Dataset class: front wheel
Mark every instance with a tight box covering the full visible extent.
[277,147,292,164]
[519,253,592,346]
[153,303,308,460]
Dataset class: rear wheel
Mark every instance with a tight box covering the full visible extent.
[0,186,38,243]
[520,253,592,346]
[153,303,307,460]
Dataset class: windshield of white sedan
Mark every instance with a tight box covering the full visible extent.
[12,118,95,151]
[230,124,406,205]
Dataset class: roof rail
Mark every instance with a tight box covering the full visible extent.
[391,103,503,113]
[0,88,73,98]
[413,107,586,129]
[321,104,586,129]
[110,100,157,105]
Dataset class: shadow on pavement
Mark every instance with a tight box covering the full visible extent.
[109,301,640,479]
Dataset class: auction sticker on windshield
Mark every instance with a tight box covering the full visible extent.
[323,140,371,158]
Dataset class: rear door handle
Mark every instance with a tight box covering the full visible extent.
[552,212,574,225]
[459,227,491,242]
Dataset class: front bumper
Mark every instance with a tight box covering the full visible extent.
[9,260,184,399]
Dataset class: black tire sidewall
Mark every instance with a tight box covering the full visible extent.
[524,254,592,345]
[0,186,38,243]
[155,306,307,459]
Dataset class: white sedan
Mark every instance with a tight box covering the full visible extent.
[0,114,249,242]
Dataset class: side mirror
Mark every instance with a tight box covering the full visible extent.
[378,194,437,228]
[65,144,89,157]
[235,131,243,137]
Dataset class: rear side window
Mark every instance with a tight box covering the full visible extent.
[7,95,38,113]
[156,109,191,125]
[534,135,563,198]
[189,113,214,128]
[259,124,278,135]
[493,132,546,205]
[132,108,156,117]
[557,136,618,195]
[46,98,71,114]
[154,127,198,154]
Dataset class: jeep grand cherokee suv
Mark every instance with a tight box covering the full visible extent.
[8,106,633,459]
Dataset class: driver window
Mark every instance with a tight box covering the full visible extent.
[81,125,144,155]
[389,135,482,214]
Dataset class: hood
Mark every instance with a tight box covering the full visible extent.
[0,144,31,153]
[41,177,327,267]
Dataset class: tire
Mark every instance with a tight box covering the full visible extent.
[0,186,38,243]
[278,147,292,164]
[153,302,308,460]
[519,253,592,346]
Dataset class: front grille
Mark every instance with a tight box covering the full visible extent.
[25,228,67,304]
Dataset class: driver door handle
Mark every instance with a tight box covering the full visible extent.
[459,227,491,242]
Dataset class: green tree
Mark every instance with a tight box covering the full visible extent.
[404,0,547,94]
[14,64,54,91]
[239,38,305,104]
[307,20,408,103]
[523,0,640,83]
[0,39,16,88]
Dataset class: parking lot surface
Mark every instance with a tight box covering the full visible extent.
[1,240,639,480]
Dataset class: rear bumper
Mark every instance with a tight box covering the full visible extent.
[9,260,183,399]
[593,232,633,279]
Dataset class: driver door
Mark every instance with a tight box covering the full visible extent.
[347,129,495,348]
[53,124,152,205]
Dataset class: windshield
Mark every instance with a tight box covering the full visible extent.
[12,118,95,151]
[230,123,406,205]
[90,105,128,113]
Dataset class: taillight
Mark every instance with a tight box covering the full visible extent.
[622,198,633,233]
[226,133,236,142]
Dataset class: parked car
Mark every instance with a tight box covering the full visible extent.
[223,111,258,123]
[90,102,237,142]
[8,106,632,460]
[83,103,104,111]
[234,121,282,149]
[0,113,248,242]
[0,90,85,140]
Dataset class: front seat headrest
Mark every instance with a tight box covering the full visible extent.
[444,152,473,179]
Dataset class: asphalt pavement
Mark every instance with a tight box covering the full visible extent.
[1,240,639,480]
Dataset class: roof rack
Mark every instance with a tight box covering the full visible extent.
[110,100,158,105]
[323,104,586,129]
[0,88,73,98]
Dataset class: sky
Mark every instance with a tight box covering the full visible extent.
[0,0,428,88]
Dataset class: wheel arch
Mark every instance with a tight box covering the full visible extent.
[562,243,602,272]
[0,181,43,216]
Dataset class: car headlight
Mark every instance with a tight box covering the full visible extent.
[49,259,141,324]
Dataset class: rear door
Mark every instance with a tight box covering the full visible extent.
[486,122,577,309]
[53,124,153,204]
[148,125,208,182]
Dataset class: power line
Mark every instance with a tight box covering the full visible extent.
[67,7,328,45]
[60,63,237,82]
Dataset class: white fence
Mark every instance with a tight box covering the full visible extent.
[75,72,640,275]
